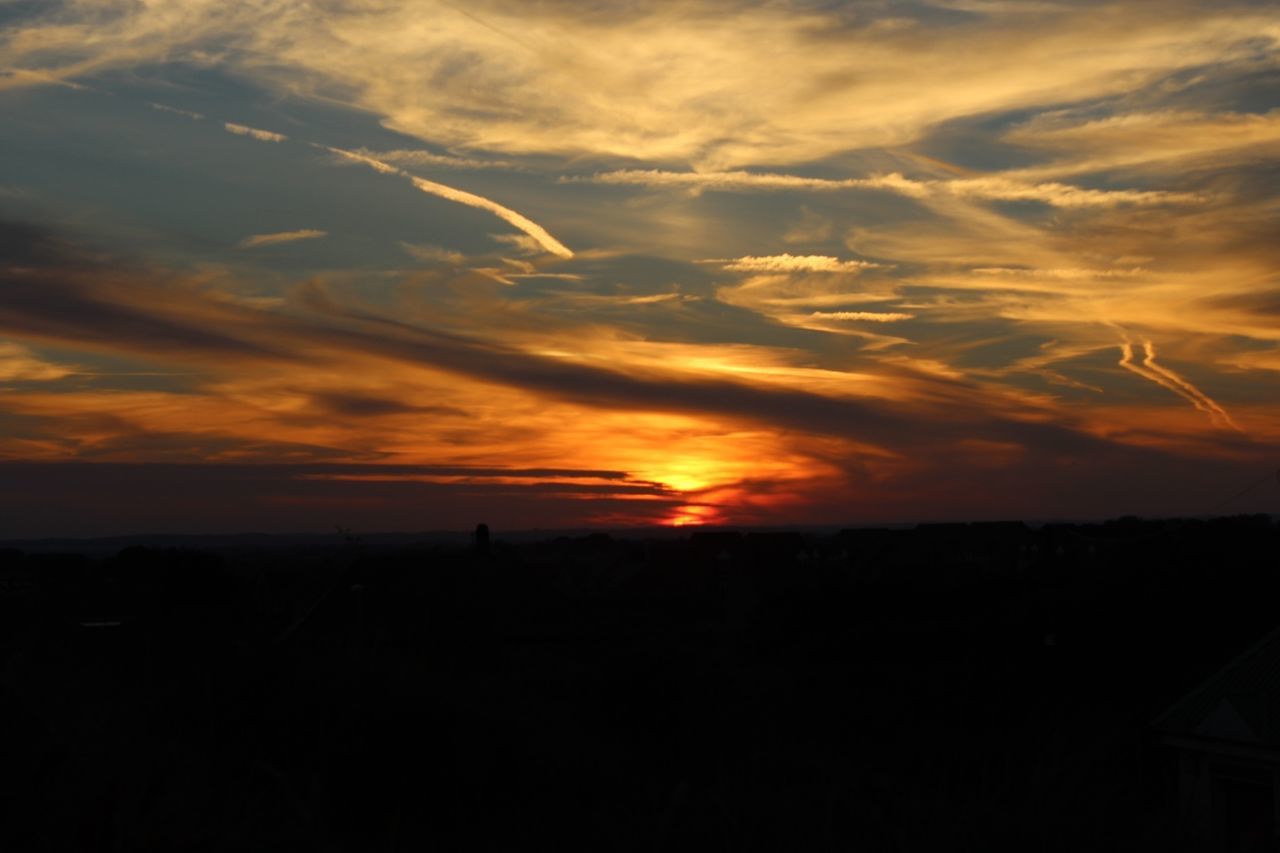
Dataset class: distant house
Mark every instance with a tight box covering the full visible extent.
[0,556,36,598]
[836,528,902,584]
[744,532,807,566]
[965,521,1035,580]
[1153,627,1280,852]
[688,531,744,564]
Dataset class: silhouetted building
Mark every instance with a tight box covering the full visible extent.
[1154,626,1280,852]
[966,521,1035,580]
[837,527,902,583]
[745,531,807,565]
[688,531,743,563]
[0,554,35,597]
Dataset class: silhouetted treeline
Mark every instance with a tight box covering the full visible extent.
[0,515,1276,851]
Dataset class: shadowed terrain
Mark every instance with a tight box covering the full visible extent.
[1,515,1277,851]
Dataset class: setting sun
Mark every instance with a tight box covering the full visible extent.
[666,504,720,528]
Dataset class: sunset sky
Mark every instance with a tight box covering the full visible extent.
[1,0,1278,536]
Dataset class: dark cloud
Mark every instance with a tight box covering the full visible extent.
[307,391,470,418]
[0,461,678,537]
[0,219,69,264]
[814,438,1280,525]
[70,432,363,464]
[295,463,651,481]
[0,222,291,361]
[313,308,1113,457]
[4,219,1277,537]
[0,220,1135,461]
[0,272,288,360]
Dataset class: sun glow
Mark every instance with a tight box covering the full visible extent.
[666,504,720,528]
[650,462,724,493]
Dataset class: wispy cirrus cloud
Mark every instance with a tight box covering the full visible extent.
[7,0,1273,168]
[0,223,1107,452]
[0,340,76,381]
[149,102,204,120]
[938,176,1202,207]
[971,267,1148,281]
[1002,109,1280,180]
[224,121,287,143]
[2,216,1277,530]
[809,311,915,323]
[399,242,467,265]
[708,254,885,274]
[572,169,874,192]
[576,169,1202,207]
[0,66,89,91]
[354,147,517,171]
[144,106,574,261]
[239,229,327,249]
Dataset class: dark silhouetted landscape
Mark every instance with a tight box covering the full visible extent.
[3,515,1279,851]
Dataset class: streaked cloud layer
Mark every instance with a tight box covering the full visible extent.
[239,229,327,249]
[0,1,1277,534]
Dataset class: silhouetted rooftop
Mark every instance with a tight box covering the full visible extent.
[1154,626,1280,746]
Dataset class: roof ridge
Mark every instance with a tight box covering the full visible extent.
[1151,623,1280,731]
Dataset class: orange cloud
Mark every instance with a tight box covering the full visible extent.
[224,122,287,143]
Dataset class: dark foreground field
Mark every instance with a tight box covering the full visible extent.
[2,516,1278,852]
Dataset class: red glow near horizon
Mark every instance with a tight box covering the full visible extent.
[666,504,720,527]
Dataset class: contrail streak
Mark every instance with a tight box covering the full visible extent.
[1118,340,1203,407]
[322,145,573,259]
[1119,340,1204,408]
[1141,340,1240,431]
[148,100,573,259]
[1116,337,1241,431]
